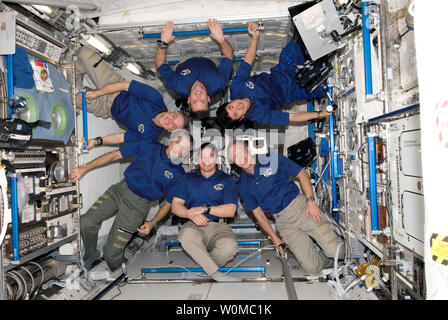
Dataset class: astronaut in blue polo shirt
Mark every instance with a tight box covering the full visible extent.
[229,140,344,275]
[84,79,189,142]
[69,131,191,272]
[216,23,331,129]
[171,143,241,282]
[155,19,234,120]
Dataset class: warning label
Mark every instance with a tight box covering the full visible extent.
[430,233,448,266]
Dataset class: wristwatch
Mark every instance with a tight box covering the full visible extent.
[95,136,103,146]
[157,40,169,49]
[202,204,211,214]
[306,195,316,203]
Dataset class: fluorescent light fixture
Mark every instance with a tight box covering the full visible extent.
[81,34,112,56]
[32,5,55,16]
[126,62,141,75]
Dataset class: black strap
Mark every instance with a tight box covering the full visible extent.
[28,120,51,129]
[93,57,104,68]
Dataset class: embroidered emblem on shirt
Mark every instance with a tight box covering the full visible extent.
[164,171,173,179]
[262,168,273,177]
[214,184,224,191]
[245,81,255,89]
[138,123,145,133]
[180,69,191,76]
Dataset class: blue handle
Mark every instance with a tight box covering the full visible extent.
[362,1,373,95]
[165,240,261,247]
[231,225,256,229]
[307,101,317,179]
[167,57,244,65]
[328,86,339,221]
[143,27,249,39]
[6,54,20,260]
[6,55,14,117]
[367,134,379,231]
[10,176,20,261]
[141,266,266,274]
[82,91,88,150]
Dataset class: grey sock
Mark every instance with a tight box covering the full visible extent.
[83,249,100,271]
[211,271,241,283]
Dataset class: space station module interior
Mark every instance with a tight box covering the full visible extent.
[0,0,447,301]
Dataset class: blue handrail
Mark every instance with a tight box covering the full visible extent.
[165,240,261,247]
[143,27,249,39]
[367,133,379,231]
[362,1,373,95]
[167,57,244,65]
[141,266,266,274]
[6,55,14,117]
[82,90,88,150]
[328,86,339,221]
[10,174,20,261]
[6,53,20,261]
[307,100,317,179]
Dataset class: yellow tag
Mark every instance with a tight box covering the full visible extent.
[430,233,448,266]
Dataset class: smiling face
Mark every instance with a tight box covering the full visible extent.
[231,142,255,170]
[166,134,191,159]
[199,146,217,175]
[188,81,210,113]
[225,98,251,121]
[158,111,186,131]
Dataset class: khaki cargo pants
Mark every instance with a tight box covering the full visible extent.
[178,221,239,275]
[75,46,178,118]
[80,179,152,271]
[273,193,344,274]
[75,46,125,118]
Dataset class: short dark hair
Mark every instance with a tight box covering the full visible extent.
[200,142,218,153]
[216,102,242,129]
[191,110,210,121]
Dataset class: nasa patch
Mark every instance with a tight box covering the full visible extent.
[245,81,255,89]
[180,69,191,76]
[262,168,273,177]
[138,124,145,133]
[164,170,174,179]
[214,184,224,191]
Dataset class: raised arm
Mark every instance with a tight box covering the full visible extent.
[208,18,234,60]
[69,149,122,182]
[243,23,260,66]
[84,133,125,150]
[155,21,176,68]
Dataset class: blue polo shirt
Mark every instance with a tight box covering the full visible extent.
[230,41,325,126]
[111,80,166,142]
[119,140,185,202]
[157,57,233,98]
[172,170,238,220]
[237,153,303,214]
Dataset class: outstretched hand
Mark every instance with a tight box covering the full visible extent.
[69,165,88,182]
[208,18,225,43]
[161,21,176,44]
